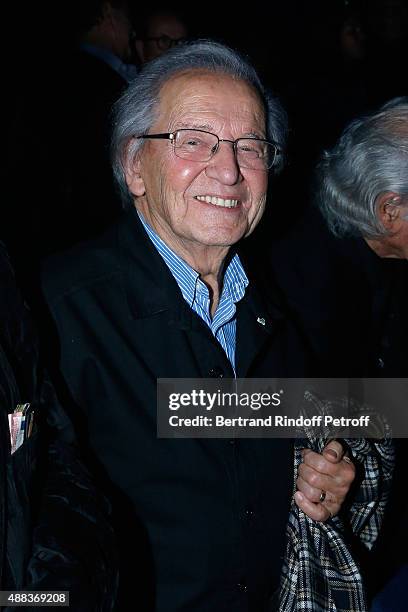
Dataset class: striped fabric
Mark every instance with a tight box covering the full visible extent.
[138,211,248,371]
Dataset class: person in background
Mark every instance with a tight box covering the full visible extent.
[63,0,137,241]
[132,7,188,65]
[251,97,408,380]
[315,96,408,377]
[318,97,408,260]
[4,0,137,306]
[77,0,137,82]
[317,96,408,611]
[0,242,117,610]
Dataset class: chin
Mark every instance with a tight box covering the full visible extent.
[202,231,246,247]
[198,223,247,245]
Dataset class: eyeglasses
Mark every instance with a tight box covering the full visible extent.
[144,35,186,50]
[136,129,281,170]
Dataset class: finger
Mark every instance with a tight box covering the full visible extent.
[301,449,356,486]
[296,476,340,506]
[301,450,340,477]
[323,440,345,463]
[298,463,350,497]
[296,475,324,504]
[294,491,331,522]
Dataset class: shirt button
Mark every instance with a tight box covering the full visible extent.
[237,581,248,593]
[208,367,224,378]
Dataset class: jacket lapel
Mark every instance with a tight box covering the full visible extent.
[235,282,286,377]
[118,209,189,322]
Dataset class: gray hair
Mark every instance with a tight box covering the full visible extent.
[111,39,288,209]
[317,97,408,238]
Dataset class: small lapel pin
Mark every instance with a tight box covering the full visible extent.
[257,317,266,326]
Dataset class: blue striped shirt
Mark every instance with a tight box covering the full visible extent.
[137,211,248,370]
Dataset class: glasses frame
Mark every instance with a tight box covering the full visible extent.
[136,129,281,170]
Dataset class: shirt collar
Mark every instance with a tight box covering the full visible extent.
[136,210,248,307]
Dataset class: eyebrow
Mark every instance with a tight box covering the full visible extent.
[245,131,265,139]
[177,122,214,131]
[175,123,265,139]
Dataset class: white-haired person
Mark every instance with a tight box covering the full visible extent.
[317,97,408,612]
[318,97,408,259]
[42,40,392,611]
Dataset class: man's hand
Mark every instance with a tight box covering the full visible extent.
[294,440,356,521]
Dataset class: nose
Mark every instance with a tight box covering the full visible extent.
[205,141,242,185]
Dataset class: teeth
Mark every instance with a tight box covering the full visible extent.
[196,195,239,208]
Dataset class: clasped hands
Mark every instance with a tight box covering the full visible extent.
[294,440,356,521]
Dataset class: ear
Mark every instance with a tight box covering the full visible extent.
[125,155,146,197]
[377,192,404,231]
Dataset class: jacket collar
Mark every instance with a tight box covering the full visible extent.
[118,208,201,324]
[117,208,288,342]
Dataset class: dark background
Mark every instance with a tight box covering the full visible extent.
[6,0,407,202]
[2,1,407,605]
[8,0,408,92]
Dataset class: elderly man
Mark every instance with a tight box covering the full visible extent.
[42,41,389,611]
[316,97,408,611]
[264,98,408,378]
[318,97,408,259]
[316,97,408,377]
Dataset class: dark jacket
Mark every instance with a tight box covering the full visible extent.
[42,209,310,612]
[0,244,117,610]
[246,205,408,377]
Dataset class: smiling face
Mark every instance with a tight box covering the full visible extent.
[126,71,268,262]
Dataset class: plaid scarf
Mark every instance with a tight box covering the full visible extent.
[277,392,395,612]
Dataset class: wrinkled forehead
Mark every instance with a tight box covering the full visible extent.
[155,70,266,132]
